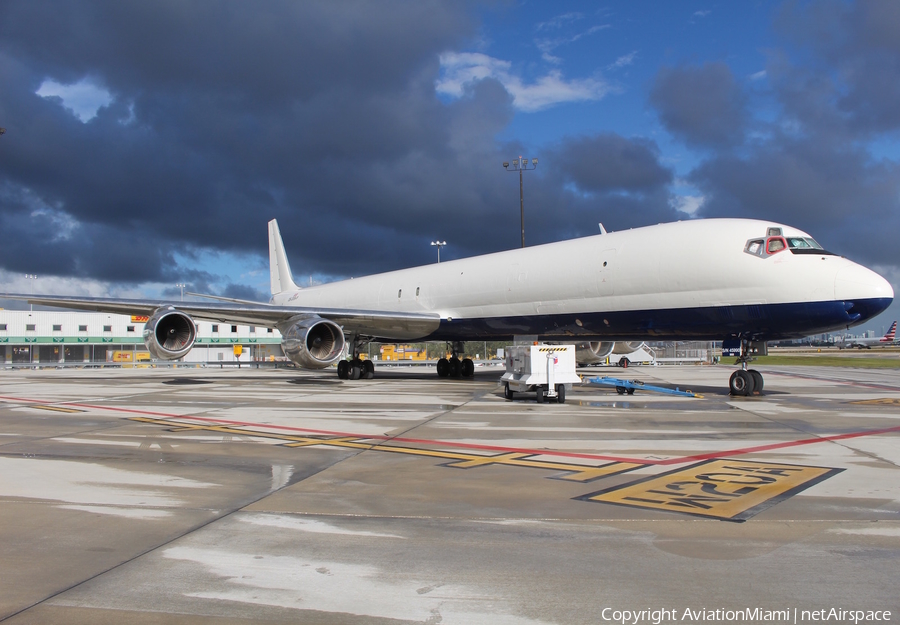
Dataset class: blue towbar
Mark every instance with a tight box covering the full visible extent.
[582,376,700,398]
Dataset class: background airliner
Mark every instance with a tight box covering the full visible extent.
[1,218,892,396]
[838,321,896,349]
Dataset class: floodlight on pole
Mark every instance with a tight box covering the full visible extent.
[24,274,37,311]
[502,156,538,248]
[175,283,186,301]
[430,241,446,263]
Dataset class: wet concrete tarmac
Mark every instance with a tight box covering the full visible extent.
[0,364,898,624]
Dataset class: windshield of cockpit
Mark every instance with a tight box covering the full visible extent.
[744,234,834,257]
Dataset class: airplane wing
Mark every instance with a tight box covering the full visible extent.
[0,293,441,340]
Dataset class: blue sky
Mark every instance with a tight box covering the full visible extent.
[1,0,899,334]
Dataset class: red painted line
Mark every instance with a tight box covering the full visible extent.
[3,394,899,466]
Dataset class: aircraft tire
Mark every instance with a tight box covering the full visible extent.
[349,359,362,380]
[461,358,474,377]
[749,369,763,394]
[729,370,755,396]
[337,360,349,380]
[363,360,375,380]
[556,384,566,404]
[449,356,461,377]
[504,383,513,401]
[437,358,450,377]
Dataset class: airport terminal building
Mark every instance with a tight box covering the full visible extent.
[0,310,284,365]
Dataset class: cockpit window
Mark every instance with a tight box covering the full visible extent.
[787,236,835,255]
[786,237,820,249]
[766,236,787,254]
[744,239,765,257]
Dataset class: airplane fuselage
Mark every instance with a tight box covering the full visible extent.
[271,219,892,343]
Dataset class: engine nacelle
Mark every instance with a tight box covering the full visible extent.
[574,341,615,365]
[279,314,345,369]
[143,308,197,360]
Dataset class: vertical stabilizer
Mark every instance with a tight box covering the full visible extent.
[268,219,300,295]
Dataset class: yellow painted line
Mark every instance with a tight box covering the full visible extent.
[578,459,842,522]
[31,405,85,413]
[848,398,900,405]
[129,416,641,483]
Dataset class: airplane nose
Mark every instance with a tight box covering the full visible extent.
[835,263,894,322]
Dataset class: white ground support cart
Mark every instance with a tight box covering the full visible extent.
[501,344,582,403]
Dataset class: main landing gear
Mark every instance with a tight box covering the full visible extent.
[436,341,475,379]
[337,337,374,380]
[729,339,765,397]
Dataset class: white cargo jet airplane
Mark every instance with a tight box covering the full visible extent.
[838,321,896,349]
[1,218,892,396]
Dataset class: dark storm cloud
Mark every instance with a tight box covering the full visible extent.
[775,0,900,133]
[551,134,672,193]
[0,0,487,283]
[649,62,747,149]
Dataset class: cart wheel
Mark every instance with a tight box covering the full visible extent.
[616,386,626,395]
[504,383,513,401]
[626,388,635,395]
[536,386,546,403]
[556,384,566,404]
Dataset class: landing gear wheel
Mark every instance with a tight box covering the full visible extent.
[362,360,375,380]
[504,383,513,401]
[348,359,362,381]
[337,360,349,380]
[748,369,763,394]
[437,358,450,378]
[729,370,755,396]
[449,356,461,377]
[536,386,546,403]
[556,384,566,404]
[616,386,627,395]
[461,358,474,377]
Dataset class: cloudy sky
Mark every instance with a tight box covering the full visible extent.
[1,1,898,332]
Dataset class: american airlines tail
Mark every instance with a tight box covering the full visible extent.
[268,219,300,296]
[883,321,896,342]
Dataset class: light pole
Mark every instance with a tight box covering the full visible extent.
[176,283,186,301]
[431,241,446,263]
[24,274,37,311]
[503,156,538,248]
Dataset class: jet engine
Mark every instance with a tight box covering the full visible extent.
[143,308,197,360]
[574,341,615,365]
[279,314,345,369]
